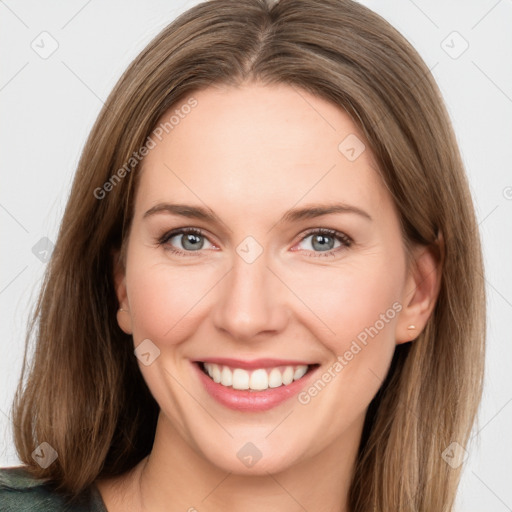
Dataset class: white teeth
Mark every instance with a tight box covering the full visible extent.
[282,366,294,385]
[204,363,214,378]
[212,364,221,383]
[232,369,250,390]
[220,366,232,387]
[202,363,310,391]
[294,365,308,380]
[249,369,268,390]
[268,368,283,388]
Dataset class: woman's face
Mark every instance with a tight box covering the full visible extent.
[115,82,420,474]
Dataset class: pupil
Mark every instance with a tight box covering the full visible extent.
[313,234,333,251]
[183,234,203,250]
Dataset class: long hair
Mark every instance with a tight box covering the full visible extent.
[11,1,486,510]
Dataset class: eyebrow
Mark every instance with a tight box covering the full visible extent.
[143,202,372,226]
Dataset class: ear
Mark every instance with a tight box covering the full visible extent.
[112,247,133,335]
[395,243,442,344]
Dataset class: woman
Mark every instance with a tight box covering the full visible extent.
[0,0,485,510]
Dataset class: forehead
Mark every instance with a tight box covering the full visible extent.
[135,82,391,221]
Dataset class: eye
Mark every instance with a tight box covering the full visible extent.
[294,228,352,257]
[157,227,214,257]
[157,227,352,258]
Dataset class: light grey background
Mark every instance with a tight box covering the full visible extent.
[1,1,511,510]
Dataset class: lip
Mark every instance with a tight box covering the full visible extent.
[191,360,319,412]
[196,357,314,370]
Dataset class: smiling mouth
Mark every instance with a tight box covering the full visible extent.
[197,361,318,392]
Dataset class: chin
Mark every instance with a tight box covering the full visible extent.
[204,443,300,476]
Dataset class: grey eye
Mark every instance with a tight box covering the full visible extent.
[299,233,341,252]
[169,232,212,251]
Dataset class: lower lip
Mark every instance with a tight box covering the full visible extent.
[192,362,318,412]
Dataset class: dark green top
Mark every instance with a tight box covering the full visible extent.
[0,467,108,511]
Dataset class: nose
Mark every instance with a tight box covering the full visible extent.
[212,247,289,342]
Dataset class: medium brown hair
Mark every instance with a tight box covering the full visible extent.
[11,0,485,510]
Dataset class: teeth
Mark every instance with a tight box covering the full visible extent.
[294,365,308,380]
[212,364,221,383]
[202,363,309,391]
[232,369,249,390]
[268,368,282,388]
[282,366,294,385]
[249,369,268,390]
[204,363,214,378]
[221,366,232,387]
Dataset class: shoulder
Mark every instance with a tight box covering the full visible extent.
[0,466,107,512]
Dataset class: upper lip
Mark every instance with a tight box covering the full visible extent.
[194,357,315,370]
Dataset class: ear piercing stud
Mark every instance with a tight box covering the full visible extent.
[119,307,129,313]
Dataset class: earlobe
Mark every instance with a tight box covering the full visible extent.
[112,248,133,335]
[396,243,442,344]
[116,307,133,335]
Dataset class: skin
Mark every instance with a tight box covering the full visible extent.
[96,81,440,512]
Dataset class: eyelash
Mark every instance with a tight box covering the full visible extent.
[156,227,353,258]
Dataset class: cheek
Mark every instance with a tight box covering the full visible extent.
[126,254,219,344]
[288,257,404,438]
[287,251,404,357]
